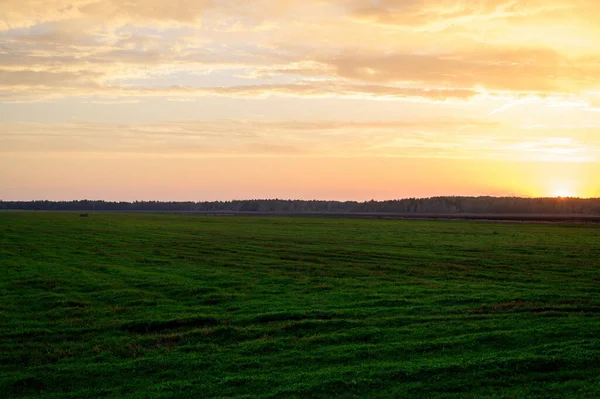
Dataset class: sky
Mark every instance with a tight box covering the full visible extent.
[1,0,599,201]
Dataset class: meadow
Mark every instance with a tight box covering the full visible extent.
[1,212,599,398]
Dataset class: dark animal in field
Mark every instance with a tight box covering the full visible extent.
[79,213,88,217]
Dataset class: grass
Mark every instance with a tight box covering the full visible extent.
[1,211,599,398]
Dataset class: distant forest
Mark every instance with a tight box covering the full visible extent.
[2,197,600,215]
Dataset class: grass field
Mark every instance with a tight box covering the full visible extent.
[1,212,600,398]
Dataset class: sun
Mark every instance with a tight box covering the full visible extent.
[551,188,576,198]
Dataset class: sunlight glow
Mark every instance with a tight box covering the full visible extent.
[551,188,576,198]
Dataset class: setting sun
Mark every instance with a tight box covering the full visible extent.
[552,189,576,198]
[549,181,579,198]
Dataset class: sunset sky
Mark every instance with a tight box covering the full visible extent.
[1,0,599,200]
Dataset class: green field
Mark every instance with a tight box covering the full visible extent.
[1,212,599,398]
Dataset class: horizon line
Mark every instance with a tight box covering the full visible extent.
[2,196,599,202]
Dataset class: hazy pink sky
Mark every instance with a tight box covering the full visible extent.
[1,0,599,200]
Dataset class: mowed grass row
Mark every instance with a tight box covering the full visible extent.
[1,212,599,398]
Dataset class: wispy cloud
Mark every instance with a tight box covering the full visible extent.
[3,119,598,163]
[2,0,600,102]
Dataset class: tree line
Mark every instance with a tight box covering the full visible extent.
[1,197,599,214]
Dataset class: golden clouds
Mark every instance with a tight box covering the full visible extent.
[1,0,599,102]
[0,0,213,29]
[321,48,586,93]
[350,0,567,28]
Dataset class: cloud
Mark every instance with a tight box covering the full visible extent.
[3,119,598,162]
[349,0,570,29]
[0,79,478,102]
[503,137,599,162]
[1,0,599,103]
[0,0,214,29]
[0,69,102,86]
[0,118,495,155]
[318,48,600,93]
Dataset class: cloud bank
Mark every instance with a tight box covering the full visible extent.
[1,0,599,102]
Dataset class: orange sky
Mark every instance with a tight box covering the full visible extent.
[1,0,599,200]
